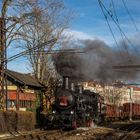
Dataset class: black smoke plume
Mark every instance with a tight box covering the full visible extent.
[53,39,140,83]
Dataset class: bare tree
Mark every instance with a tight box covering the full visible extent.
[0,0,45,109]
[1,0,73,84]
[1,0,41,48]
[103,85,124,106]
[16,0,73,83]
[15,0,73,113]
[1,0,73,112]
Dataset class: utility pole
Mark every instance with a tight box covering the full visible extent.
[0,0,8,110]
[129,87,133,121]
[0,17,7,110]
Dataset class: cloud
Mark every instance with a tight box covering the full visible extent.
[63,29,94,40]
[63,29,117,46]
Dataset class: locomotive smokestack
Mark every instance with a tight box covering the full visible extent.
[79,85,83,94]
[63,76,69,89]
[65,77,69,89]
[71,83,75,91]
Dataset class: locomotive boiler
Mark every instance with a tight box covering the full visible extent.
[46,77,105,129]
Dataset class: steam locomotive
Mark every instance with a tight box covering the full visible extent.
[46,77,105,129]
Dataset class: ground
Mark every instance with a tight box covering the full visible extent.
[1,121,140,140]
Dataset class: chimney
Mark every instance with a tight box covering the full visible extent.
[71,83,75,91]
[63,76,69,89]
[79,85,83,94]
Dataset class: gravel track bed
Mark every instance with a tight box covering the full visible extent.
[3,122,140,140]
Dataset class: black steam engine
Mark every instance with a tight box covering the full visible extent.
[47,77,105,129]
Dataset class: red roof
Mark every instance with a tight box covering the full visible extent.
[127,86,140,91]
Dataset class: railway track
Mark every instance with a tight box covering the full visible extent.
[2,122,140,140]
[109,121,140,132]
[3,128,110,140]
[4,129,86,140]
[106,121,140,140]
[4,129,61,140]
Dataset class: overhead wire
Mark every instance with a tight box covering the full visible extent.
[98,0,139,56]
[98,0,125,58]
[110,0,131,61]
[110,0,118,22]
[6,47,84,64]
[5,39,57,63]
[108,0,140,72]
[33,50,84,54]
[122,0,140,38]
[110,0,130,57]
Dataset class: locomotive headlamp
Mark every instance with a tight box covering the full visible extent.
[70,111,74,114]
[52,110,56,114]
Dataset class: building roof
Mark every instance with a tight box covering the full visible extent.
[6,69,43,88]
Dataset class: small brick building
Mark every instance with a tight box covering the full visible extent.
[5,69,43,111]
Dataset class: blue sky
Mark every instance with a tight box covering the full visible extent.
[7,0,140,73]
[64,0,140,45]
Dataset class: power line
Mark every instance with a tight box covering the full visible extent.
[98,0,127,58]
[110,0,131,60]
[98,0,139,55]
[122,0,140,38]
[33,50,84,54]
[6,48,84,63]
[110,0,118,22]
[5,39,56,63]
[101,0,138,52]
